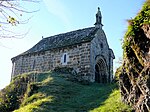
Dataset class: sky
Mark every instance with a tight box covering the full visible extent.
[0,0,145,89]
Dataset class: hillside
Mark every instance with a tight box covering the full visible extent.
[118,0,150,111]
[0,71,132,112]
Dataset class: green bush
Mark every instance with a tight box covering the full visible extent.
[0,73,38,112]
[0,85,20,112]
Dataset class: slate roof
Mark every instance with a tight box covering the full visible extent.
[12,27,98,60]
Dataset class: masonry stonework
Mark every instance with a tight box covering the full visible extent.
[11,7,115,83]
[90,29,114,82]
[12,42,91,76]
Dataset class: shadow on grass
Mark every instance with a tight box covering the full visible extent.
[34,72,117,112]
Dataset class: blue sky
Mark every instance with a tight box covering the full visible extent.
[0,0,145,89]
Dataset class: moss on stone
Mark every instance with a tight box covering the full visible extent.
[118,0,150,111]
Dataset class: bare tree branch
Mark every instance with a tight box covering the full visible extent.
[0,0,39,38]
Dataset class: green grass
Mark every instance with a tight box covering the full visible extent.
[1,71,132,112]
[91,90,132,112]
[14,97,52,112]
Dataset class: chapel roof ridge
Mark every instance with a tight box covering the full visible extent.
[11,26,100,61]
[43,26,96,39]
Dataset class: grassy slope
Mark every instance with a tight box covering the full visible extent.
[2,71,132,112]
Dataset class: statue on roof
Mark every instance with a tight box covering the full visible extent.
[94,7,103,28]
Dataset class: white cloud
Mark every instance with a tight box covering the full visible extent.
[43,0,70,25]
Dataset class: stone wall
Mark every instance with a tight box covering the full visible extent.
[11,42,91,79]
[109,49,115,81]
[90,29,114,82]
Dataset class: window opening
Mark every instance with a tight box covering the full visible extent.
[64,54,66,63]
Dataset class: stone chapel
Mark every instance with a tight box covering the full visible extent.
[11,7,115,83]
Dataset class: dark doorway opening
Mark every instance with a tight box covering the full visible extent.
[95,59,107,83]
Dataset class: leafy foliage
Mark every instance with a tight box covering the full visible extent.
[123,0,150,58]
[115,66,122,82]
[0,81,22,111]
[118,0,150,111]
[0,72,38,111]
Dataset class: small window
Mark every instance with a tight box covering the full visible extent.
[100,43,103,48]
[64,54,66,63]
[61,53,69,65]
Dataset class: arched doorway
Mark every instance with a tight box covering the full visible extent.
[95,57,107,83]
